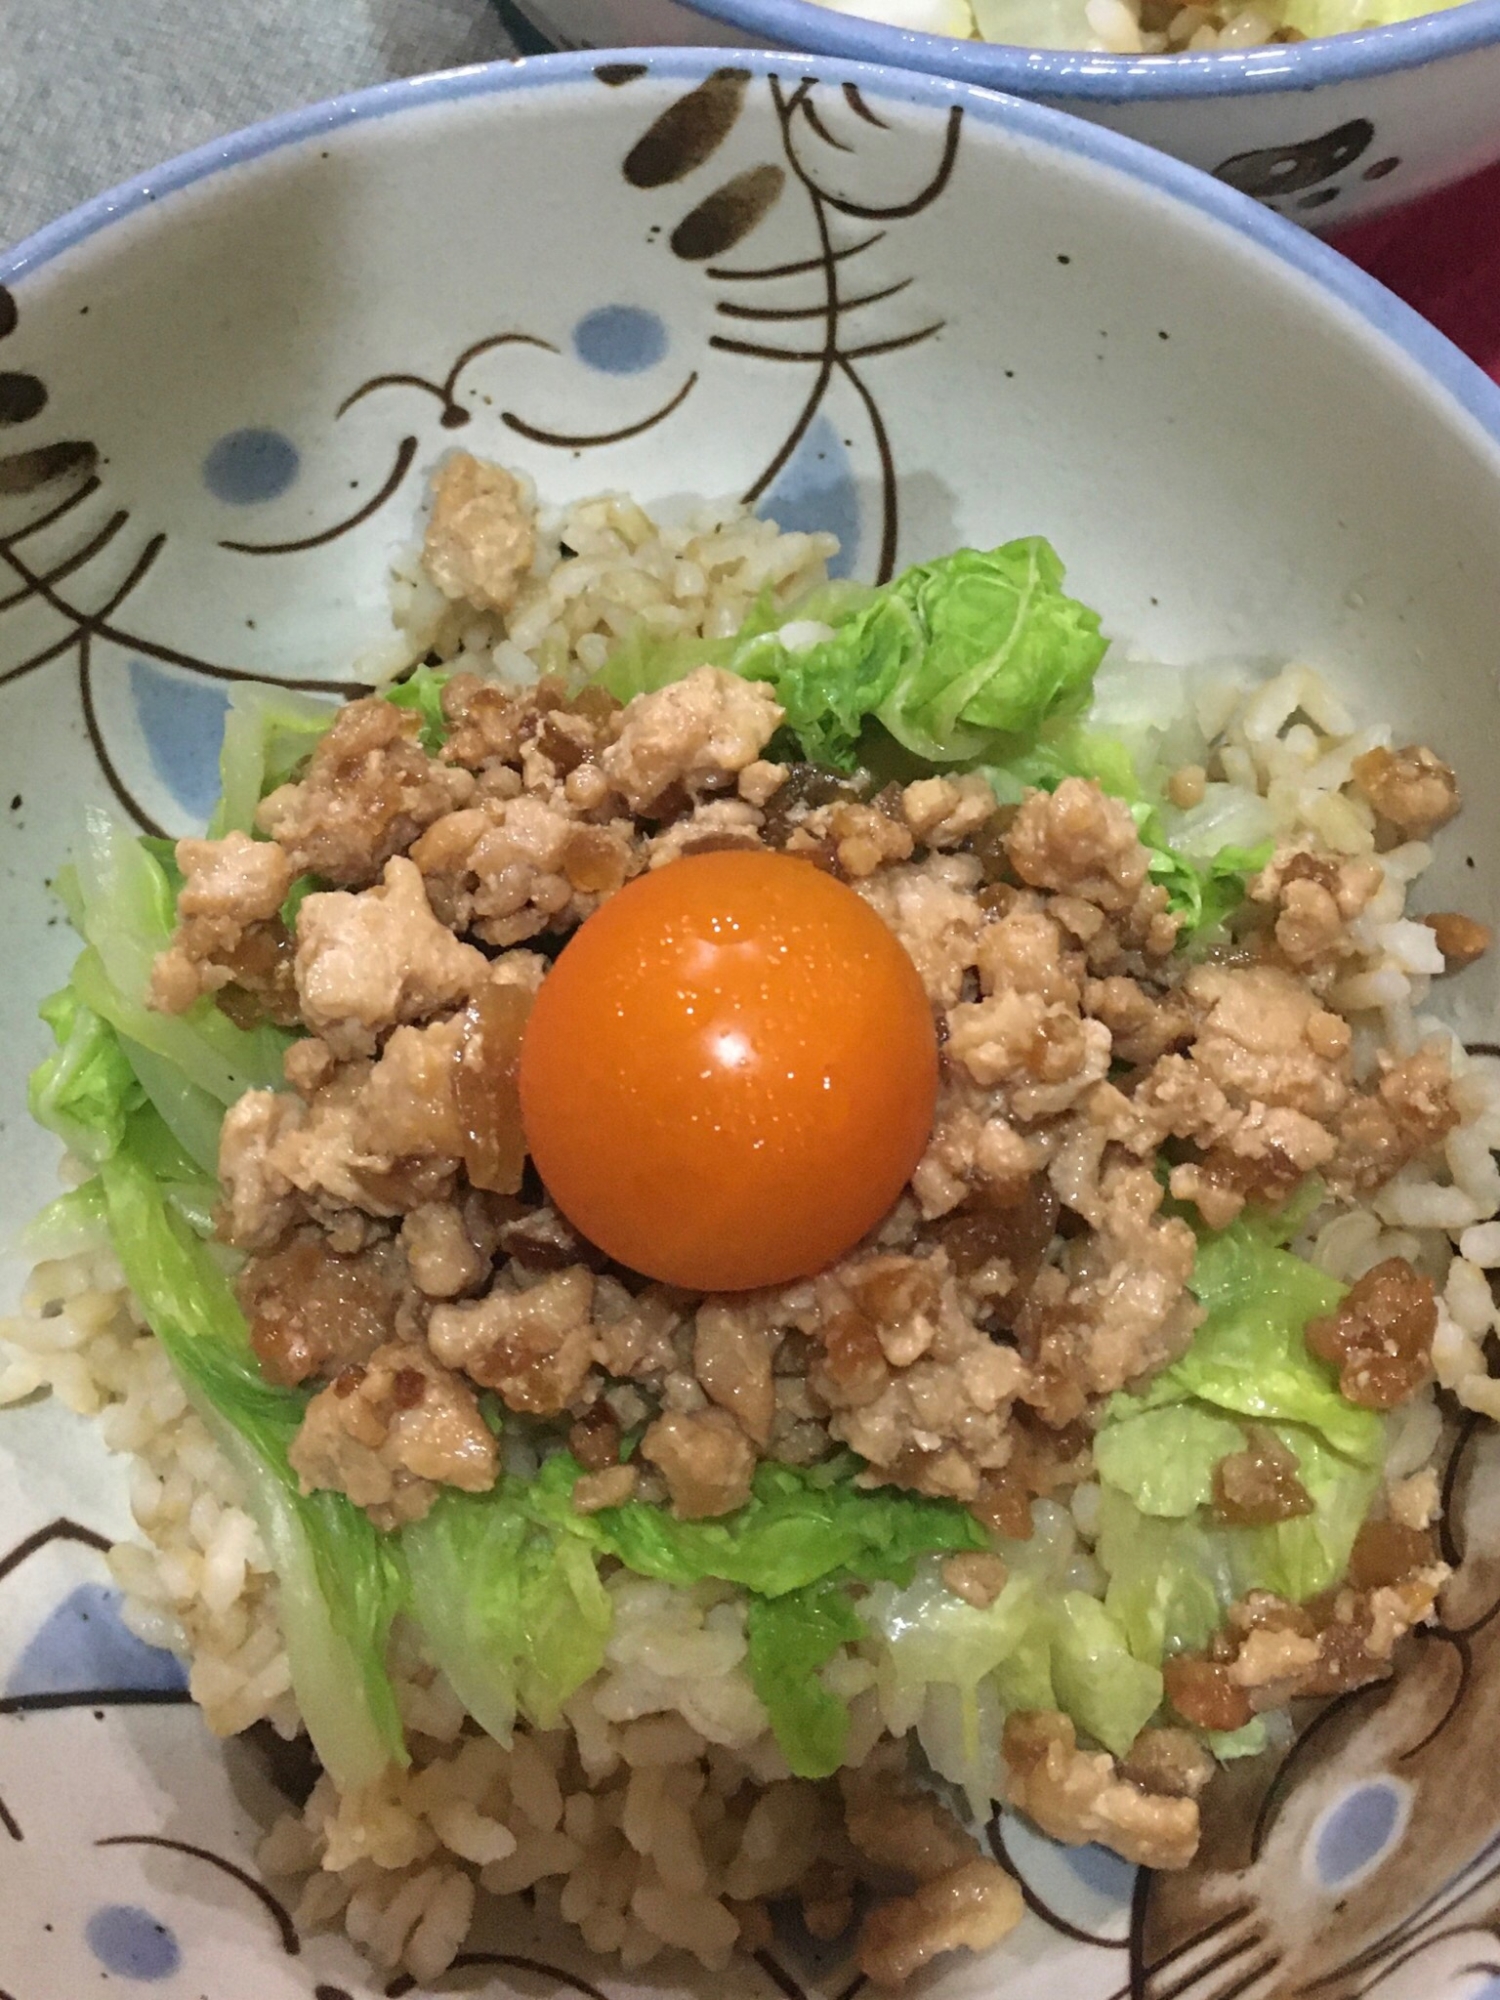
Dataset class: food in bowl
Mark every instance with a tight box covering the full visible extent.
[816,0,1464,53]
[8,451,1497,1989]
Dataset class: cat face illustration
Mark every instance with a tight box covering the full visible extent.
[1215,117,1375,200]
[0,70,966,837]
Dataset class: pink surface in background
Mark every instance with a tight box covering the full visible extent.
[1331,159,1500,384]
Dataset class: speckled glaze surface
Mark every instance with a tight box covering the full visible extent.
[4,48,1500,2000]
[496,0,1500,227]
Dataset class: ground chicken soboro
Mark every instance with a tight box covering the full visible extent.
[204,672,1294,1520]
[135,462,1484,1982]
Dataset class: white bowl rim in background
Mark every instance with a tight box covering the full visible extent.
[500,0,1500,102]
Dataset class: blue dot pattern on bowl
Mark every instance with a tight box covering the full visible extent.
[755,414,860,580]
[1065,1840,1138,1900]
[993,1807,1136,1941]
[571,306,669,377]
[7,1583,187,1698]
[129,660,229,822]
[202,427,300,504]
[85,1906,181,1981]
[1313,1778,1408,1888]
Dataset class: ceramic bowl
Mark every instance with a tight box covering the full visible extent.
[4,44,1500,2000]
[495,0,1500,227]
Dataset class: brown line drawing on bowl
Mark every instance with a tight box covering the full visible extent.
[0,369,366,828]
[986,1814,1131,1949]
[0,312,572,835]
[501,370,699,448]
[0,1687,194,1715]
[336,331,560,429]
[1368,1930,1500,1992]
[707,231,886,285]
[0,504,129,610]
[800,97,855,156]
[1109,1903,1263,1999]
[1288,1778,1500,1993]
[1340,1919,1496,1995]
[606,71,958,584]
[1389,1635,1470,1760]
[758,75,953,578]
[753,1945,811,2000]
[0,463,365,823]
[1247,1679,1400,1865]
[220,437,420,555]
[841,85,890,131]
[672,165,788,261]
[716,276,914,325]
[383,1951,613,1998]
[0,372,48,426]
[0,71,966,833]
[788,96,963,224]
[0,1688,197,1859]
[0,1515,112,1584]
[711,325,945,366]
[1438,1406,1487,1567]
[0,440,98,494]
[624,68,753,189]
[1303,1841,1500,1993]
[96,1834,301,1955]
[447,1951,611,1998]
[79,627,167,833]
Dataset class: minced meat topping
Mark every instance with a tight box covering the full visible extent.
[153,649,1467,1535]
[131,462,1486,1931]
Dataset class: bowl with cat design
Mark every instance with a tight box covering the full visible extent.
[4,44,1500,2000]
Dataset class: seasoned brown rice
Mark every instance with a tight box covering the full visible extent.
[6,489,1500,1986]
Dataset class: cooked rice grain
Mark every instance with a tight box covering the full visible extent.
[7,501,1500,1985]
[374,490,838,693]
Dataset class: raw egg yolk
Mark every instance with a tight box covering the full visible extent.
[518,850,939,1292]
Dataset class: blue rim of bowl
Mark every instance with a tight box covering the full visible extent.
[2,45,1499,448]
[501,0,1500,99]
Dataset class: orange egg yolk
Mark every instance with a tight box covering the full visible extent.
[518,850,939,1292]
